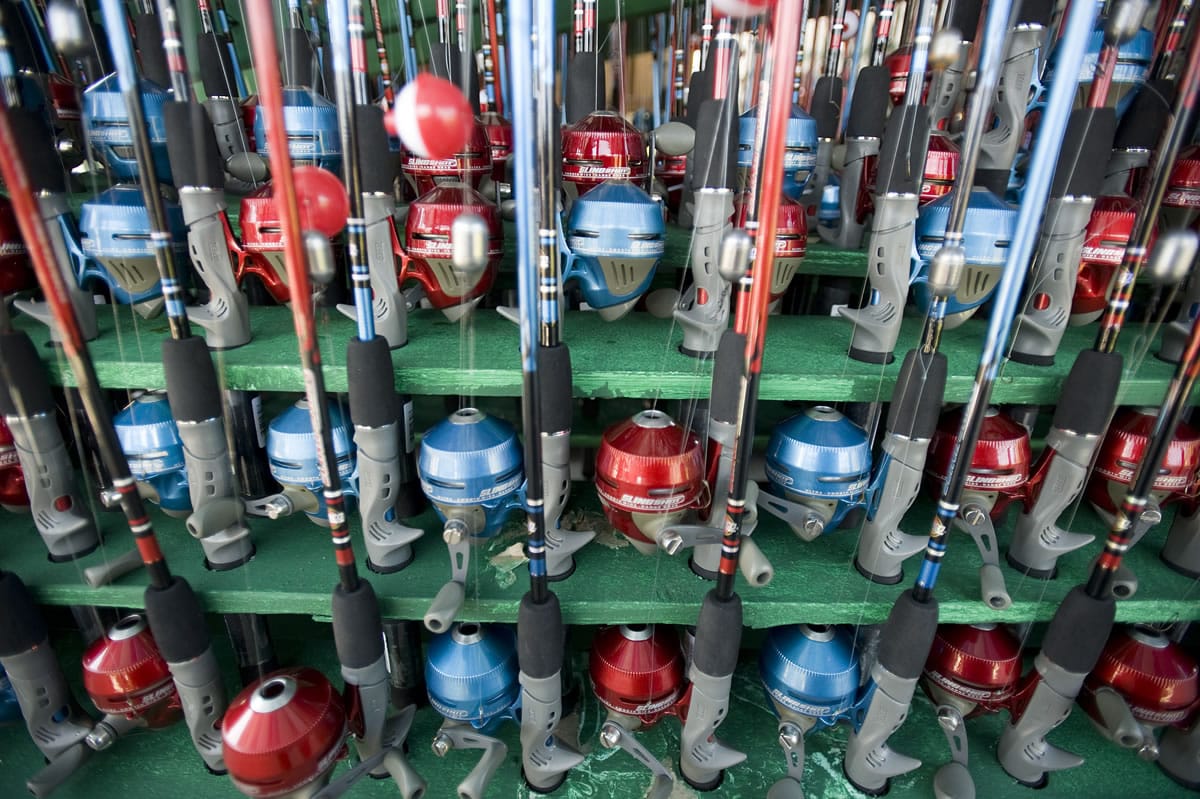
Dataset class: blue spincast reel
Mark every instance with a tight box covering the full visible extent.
[757,406,871,541]
[82,73,173,183]
[253,88,341,172]
[760,624,871,728]
[738,105,818,199]
[425,622,520,733]
[261,399,357,525]
[113,394,190,516]
[76,185,189,309]
[563,180,665,321]
[418,408,526,538]
[911,186,1017,327]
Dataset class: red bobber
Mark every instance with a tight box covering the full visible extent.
[388,74,475,159]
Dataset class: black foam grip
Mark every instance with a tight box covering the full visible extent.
[564,56,602,125]
[346,336,398,428]
[0,571,48,657]
[811,77,843,139]
[1054,108,1116,198]
[133,12,170,87]
[2,0,38,73]
[684,69,712,130]
[886,349,947,440]
[164,102,224,189]
[948,0,984,40]
[877,106,929,195]
[688,98,737,191]
[1040,585,1116,673]
[973,168,1011,197]
[354,105,396,195]
[282,28,315,88]
[710,331,746,426]
[517,591,564,679]
[144,577,212,662]
[198,33,238,99]
[9,107,65,193]
[1115,79,1176,150]
[691,590,743,676]
[162,337,223,423]
[332,580,386,669]
[1051,349,1122,435]
[846,67,890,139]
[0,331,56,417]
[1018,0,1054,26]
[536,343,573,434]
[877,589,939,679]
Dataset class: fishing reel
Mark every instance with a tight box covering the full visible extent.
[756,406,871,542]
[252,87,341,172]
[400,183,502,320]
[1079,625,1199,760]
[77,185,190,315]
[1072,195,1138,325]
[0,416,28,512]
[562,179,665,320]
[925,407,1030,609]
[399,117,492,198]
[594,409,706,556]
[238,183,293,303]
[561,111,649,203]
[81,73,172,183]
[110,393,191,517]
[425,622,520,799]
[736,104,817,199]
[861,131,959,217]
[1162,145,1200,231]
[589,624,689,798]
[734,194,807,307]
[249,399,358,526]
[760,624,872,797]
[653,151,687,213]
[81,614,182,751]
[0,196,34,295]
[419,409,525,633]
[884,45,933,107]
[1056,21,1154,118]
[911,185,1017,329]
[16,71,84,169]
[222,667,350,799]
[478,111,512,184]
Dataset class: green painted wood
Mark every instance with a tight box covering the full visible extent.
[5,486,1200,626]
[14,304,1191,403]
[0,621,1190,799]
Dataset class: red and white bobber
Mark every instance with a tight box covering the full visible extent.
[387,74,475,160]
[1080,625,1200,760]
[595,410,706,555]
[561,111,649,203]
[81,614,183,750]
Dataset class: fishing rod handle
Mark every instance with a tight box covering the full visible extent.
[342,653,392,775]
[517,591,579,789]
[538,340,576,575]
[1158,712,1200,789]
[822,135,877,249]
[197,32,266,184]
[679,590,745,789]
[1162,502,1200,578]
[844,658,923,793]
[927,25,979,131]
[841,193,919,363]
[433,723,507,799]
[357,192,408,348]
[855,433,935,583]
[1159,268,1200,363]
[175,188,252,349]
[674,188,734,357]
[998,586,1115,784]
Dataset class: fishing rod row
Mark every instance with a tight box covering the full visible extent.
[0,0,1198,796]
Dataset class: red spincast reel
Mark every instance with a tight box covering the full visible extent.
[479,111,512,183]
[1081,625,1200,730]
[735,195,807,302]
[402,183,502,317]
[884,45,932,106]
[400,116,492,198]
[926,407,1031,516]
[0,195,33,295]
[654,152,688,213]
[0,416,28,512]
[922,623,1022,717]
[238,183,291,303]
[594,410,705,550]
[1086,408,1200,519]
[589,624,689,726]
[1163,144,1200,231]
[862,132,958,215]
[81,615,183,732]
[223,667,348,799]
[1072,195,1139,325]
[561,112,649,199]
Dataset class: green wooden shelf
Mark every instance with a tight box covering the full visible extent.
[5,486,1200,627]
[14,302,1191,404]
[0,621,1191,799]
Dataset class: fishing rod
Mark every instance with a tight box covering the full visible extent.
[565,0,603,123]
[853,0,1011,591]
[480,0,502,114]
[1008,14,1200,581]
[843,0,1102,790]
[927,0,984,132]
[245,0,423,792]
[676,0,801,789]
[0,77,227,779]
[328,0,423,573]
[509,0,584,788]
[803,0,847,228]
[367,0,392,105]
[837,0,938,363]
